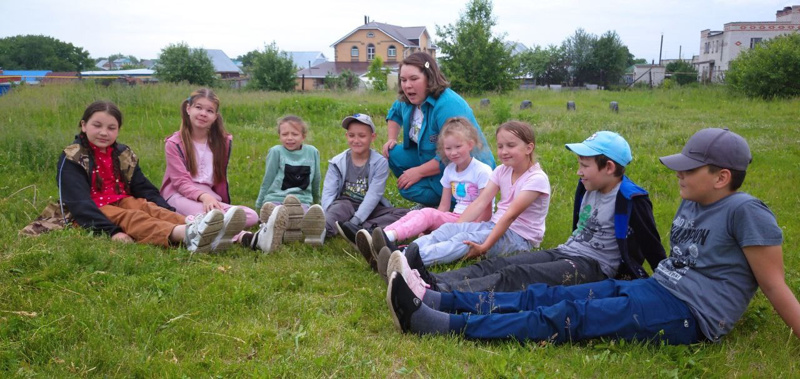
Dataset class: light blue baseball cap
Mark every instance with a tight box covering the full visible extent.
[565,131,632,167]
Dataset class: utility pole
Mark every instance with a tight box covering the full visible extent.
[659,34,664,66]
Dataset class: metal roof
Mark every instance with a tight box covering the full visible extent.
[288,51,328,69]
[80,69,155,76]
[1,70,51,84]
[204,49,243,74]
[296,61,400,79]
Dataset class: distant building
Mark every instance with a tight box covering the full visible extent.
[204,49,243,78]
[296,20,437,90]
[694,5,800,82]
[42,72,78,84]
[632,65,666,87]
[288,51,328,70]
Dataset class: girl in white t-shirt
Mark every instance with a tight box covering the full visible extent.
[377,118,493,245]
[404,120,551,266]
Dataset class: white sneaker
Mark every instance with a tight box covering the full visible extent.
[254,205,288,253]
[210,206,247,252]
[302,204,326,246]
[387,251,429,299]
[184,209,224,253]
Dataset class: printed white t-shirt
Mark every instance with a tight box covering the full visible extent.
[439,158,493,214]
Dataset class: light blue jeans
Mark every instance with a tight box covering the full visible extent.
[414,222,535,266]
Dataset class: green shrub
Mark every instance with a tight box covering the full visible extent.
[726,33,800,98]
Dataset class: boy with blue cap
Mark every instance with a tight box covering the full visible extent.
[386,128,800,345]
[387,130,665,295]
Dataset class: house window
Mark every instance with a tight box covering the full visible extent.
[704,42,709,54]
[367,32,374,38]
[351,46,359,57]
[750,38,763,49]
[388,45,397,57]
[367,44,375,60]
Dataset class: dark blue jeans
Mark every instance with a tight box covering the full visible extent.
[444,278,702,345]
[388,145,443,207]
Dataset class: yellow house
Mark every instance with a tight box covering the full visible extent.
[296,21,437,90]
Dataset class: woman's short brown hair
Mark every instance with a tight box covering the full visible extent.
[397,52,450,103]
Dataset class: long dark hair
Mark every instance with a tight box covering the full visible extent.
[397,52,450,103]
[78,101,128,194]
[180,88,229,184]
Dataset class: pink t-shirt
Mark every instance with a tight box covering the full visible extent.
[489,163,551,245]
[192,141,214,186]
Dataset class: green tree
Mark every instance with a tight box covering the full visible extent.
[562,28,597,86]
[154,42,216,86]
[0,35,94,71]
[726,33,800,98]
[248,43,296,92]
[436,0,516,93]
[366,56,389,91]
[665,60,698,85]
[519,44,568,86]
[590,31,631,87]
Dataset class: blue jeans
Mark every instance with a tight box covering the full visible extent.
[414,222,534,266]
[388,144,443,207]
[444,278,701,345]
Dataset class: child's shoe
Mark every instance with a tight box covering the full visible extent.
[210,206,247,252]
[356,229,376,270]
[371,227,397,260]
[185,209,225,254]
[253,205,289,253]
[302,204,326,246]
[259,202,276,224]
[377,246,392,283]
[335,220,359,247]
[282,195,304,243]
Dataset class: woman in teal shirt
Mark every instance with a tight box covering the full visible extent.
[383,52,495,207]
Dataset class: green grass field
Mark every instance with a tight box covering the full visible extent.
[1,83,798,377]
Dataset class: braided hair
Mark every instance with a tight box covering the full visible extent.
[79,101,128,194]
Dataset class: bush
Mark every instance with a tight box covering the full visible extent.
[665,61,698,85]
[726,33,800,98]
[155,42,216,86]
[247,43,296,92]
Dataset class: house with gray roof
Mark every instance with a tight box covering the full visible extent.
[204,49,243,78]
[288,51,328,70]
[296,20,436,90]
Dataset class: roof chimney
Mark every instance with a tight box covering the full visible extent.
[365,15,369,24]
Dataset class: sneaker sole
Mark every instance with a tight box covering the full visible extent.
[260,206,289,253]
[356,230,376,270]
[386,272,404,332]
[283,196,304,243]
[259,202,276,224]
[302,205,326,246]
[371,227,387,261]
[386,250,407,280]
[213,207,247,252]
[192,211,225,254]
[377,247,392,284]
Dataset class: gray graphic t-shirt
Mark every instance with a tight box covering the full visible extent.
[340,151,370,203]
[558,183,621,277]
[653,192,783,341]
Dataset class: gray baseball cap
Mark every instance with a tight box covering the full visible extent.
[341,113,376,132]
[659,128,751,171]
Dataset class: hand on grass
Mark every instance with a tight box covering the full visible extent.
[112,232,134,243]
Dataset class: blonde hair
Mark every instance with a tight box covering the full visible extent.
[496,120,536,163]
[436,117,482,163]
[180,88,229,184]
[277,115,308,136]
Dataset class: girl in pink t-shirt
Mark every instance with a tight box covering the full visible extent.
[408,120,551,266]
[160,89,259,247]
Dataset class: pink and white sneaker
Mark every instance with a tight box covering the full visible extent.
[387,251,430,299]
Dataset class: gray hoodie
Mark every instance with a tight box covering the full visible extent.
[322,149,393,225]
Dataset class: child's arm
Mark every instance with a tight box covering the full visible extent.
[352,157,388,224]
[437,187,452,213]
[129,164,175,212]
[476,189,493,222]
[321,162,340,212]
[164,139,207,202]
[255,149,280,211]
[457,181,499,223]
[463,190,542,259]
[57,155,122,236]
[743,245,800,339]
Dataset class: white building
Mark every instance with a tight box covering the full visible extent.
[694,5,800,82]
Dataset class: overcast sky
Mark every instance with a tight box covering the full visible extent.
[1,0,788,63]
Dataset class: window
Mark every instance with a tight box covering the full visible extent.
[388,45,397,57]
[750,37,763,49]
[351,46,359,57]
[704,42,709,54]
[367,32,374,38]
[367,44,375,60]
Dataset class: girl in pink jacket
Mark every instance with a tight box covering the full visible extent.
[160,88,259,229]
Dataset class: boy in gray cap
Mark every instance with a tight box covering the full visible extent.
[385,128,800,344]
[322,114,408,259]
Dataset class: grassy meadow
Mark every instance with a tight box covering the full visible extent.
[0,82,799,377]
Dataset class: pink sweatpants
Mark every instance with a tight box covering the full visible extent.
[167,189,259,228]
[385,208,460,241]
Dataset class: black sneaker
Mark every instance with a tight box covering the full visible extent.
[371,227,397,261]
[355,229,377,271]
[335,221,359,247]
[377,246,392,284]
[403,243,437,287]
[386,271,422,333]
